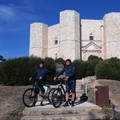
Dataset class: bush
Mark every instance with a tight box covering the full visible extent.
[71,55,103,79]
[72,60,85,79]
[44,57,56,80]
[84,55,103,77]
[0,57,56,85]
[55,58,65,65]
[88,55,103,61]
[95,57,120,80]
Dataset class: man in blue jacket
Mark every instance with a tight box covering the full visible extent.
[29,61,48,106]
[54,59,76,107]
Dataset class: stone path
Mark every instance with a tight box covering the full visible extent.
[21,100,104,120]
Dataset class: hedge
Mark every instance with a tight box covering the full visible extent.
[1,55,119,85]
[0,57,56,85]
[95,57,120,80]
[72,60,85,79]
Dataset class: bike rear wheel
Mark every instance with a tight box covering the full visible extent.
[52,88,63,108]
[22,88,38,107]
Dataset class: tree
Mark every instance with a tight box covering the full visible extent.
[0,55,6,62]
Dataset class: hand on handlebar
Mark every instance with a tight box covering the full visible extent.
[65,76,69,81]
[29,77,32,81]
[39,77,42,80]
[53,77,57,80]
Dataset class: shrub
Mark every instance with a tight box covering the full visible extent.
[95,57,120,80]
[0,57,56,85]
[88,55,103,61]
[72,60,85,79]
[44,57,56,81]
[84,55,103,77]
[55,58,65,65]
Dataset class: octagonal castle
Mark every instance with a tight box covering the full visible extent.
[29,10,120,61]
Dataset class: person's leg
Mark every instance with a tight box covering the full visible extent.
[71,80,76,106]
[39,84,45,106]
[66,92,69,102]
[72,92,75,101]
[63,83,70,107]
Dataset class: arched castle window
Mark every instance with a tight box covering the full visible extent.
[89,33,94,40]
[54,37,58,45]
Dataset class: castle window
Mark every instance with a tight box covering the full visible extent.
[55,40,58,44]
[89,33,94,40]
[54,37,58,44]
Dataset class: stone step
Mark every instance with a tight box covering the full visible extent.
[22,101,102,116]
[21,112,105,120]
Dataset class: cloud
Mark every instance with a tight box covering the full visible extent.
[0,5,16,21]
[0,3,40,32]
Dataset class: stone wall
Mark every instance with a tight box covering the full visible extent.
[29,23,48,58]
[48,24,60,59]
[81,20,103,60]
[29,10,120,61]
[59,10,80,61]
[103,12,120,59]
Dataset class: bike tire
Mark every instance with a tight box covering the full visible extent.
[22,88,37,107]
[51,88,63,108]
[47,88,55,104]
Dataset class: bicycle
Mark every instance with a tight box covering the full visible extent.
[52,78,75,108]
[22,81,55,107]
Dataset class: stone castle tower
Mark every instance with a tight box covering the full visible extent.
[29,10,120,61]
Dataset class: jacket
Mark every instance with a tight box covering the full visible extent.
[31,67,48,82]
[56,64,76,80]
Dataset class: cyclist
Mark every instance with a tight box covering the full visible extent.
[29,61,48,106]
[54,59,76,107]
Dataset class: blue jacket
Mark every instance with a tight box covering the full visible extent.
[31,67,48,82]
[56,64,76,80]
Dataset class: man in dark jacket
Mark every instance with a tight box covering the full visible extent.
[54,59,76,107]
[29,61,48,106]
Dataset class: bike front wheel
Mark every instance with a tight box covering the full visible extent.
[51,88,63,108]
[47,88,55,104]
[22,88,38,107]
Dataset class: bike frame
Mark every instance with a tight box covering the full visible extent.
[58,81,66,95]
[34,82,50,99]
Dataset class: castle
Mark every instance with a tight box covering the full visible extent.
[29,10,120,61]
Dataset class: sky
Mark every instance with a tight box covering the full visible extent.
[0,0,120,60]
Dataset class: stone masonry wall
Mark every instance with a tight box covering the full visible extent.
[81,20,103,60]
[59,10,80,61]
[48,24,60,59]
[29,23,48,58]
[103,12,120,59]
[29,10,120,61]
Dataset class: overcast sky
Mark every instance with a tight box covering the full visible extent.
[0,0,120,59]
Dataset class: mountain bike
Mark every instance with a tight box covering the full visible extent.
[22,81,55,107]
[52,78,75,108]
